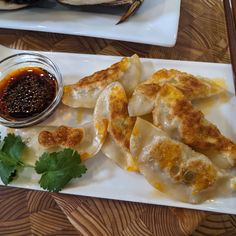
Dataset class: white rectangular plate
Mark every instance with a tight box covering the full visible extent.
[0,45,236,214]
[0,0,181,46]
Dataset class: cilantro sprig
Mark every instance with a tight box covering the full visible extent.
[0,134,25,185]
[35,149,87,192]
[0,134,87,192]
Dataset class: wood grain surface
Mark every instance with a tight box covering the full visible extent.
[0,0,235,235]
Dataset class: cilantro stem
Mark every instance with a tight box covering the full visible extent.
[18,160,35,168]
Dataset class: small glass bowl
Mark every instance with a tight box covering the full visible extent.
[0,52,63,128]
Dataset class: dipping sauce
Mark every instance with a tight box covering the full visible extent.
[0,67,57,120]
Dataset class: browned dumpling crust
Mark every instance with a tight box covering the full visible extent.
[134,83,161,100]
[150,140,217,193]
[150,69,223,100]
[95,82,138,171]
[153,84,236,168]
[128,69,223,117]
[38,126,84,148]
[66,58,128,89]
[12,119,107,161]
[63,54,141,108]
[130,118,234,203]
[108,85,136,151]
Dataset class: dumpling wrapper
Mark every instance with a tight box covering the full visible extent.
[94,81,138,171]
[12,122,105,165]
[128,69,224,116]
[130,118,234,204]
[153,84,236,169]
[63,54,141,108]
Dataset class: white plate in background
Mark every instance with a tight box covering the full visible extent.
[0,0,181,46]
[0,45,236,214]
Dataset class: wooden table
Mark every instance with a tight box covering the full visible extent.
[0,0,235,235]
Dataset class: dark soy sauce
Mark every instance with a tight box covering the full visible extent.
[0,67,57,120]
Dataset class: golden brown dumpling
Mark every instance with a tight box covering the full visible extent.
[150,69,223,99]
[94,81,138,171]
[153,84,236,169]
[130,118,233,203]
[63,54,141,108]
[128,69,224,116]
[12,122,105,164]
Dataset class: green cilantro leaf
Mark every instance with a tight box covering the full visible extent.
[35,149,87,192]
[0,134,26,185]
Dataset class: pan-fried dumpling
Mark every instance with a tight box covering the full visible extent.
[63,54,141,108]
[12,122,105,165]
[153,84,236,169]
[151,69,224,99]
[94,81,138,171]
[130,118,233,203]
[128,83,161,117]
[128,69,224,116]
